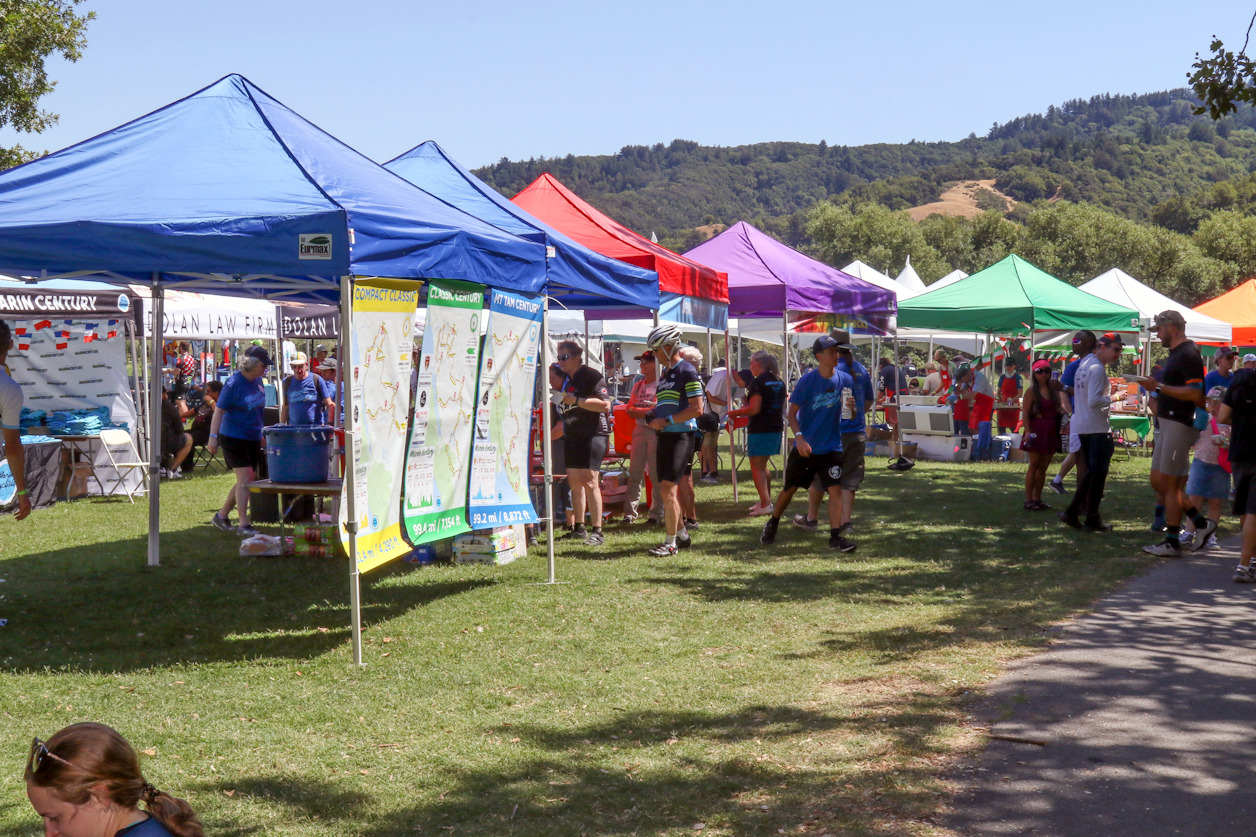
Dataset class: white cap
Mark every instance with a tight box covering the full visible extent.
[1244,354,1256,363]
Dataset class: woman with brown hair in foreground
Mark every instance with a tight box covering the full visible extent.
[25,722,203,837]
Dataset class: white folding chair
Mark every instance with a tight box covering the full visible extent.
[96,428,149,503]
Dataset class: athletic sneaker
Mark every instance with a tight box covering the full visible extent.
[677,533,693,549]
[561,526,588,540]
[828,534,856,553]
[648,542,678,557]
[1058,512,1083,530]
[1149,516,1167,533]
[791,514,818,532]
[644,517,663,527]
[700,475,718,485]
[620,514,638,525]
[1205,533,1220,549]
[1143,540,1182,557]
[1082,519,1113,533]
[583,530,605,546]
[760,517,779,545]
[1192,519,1219,552]
[1048,478,1065,495]
[684,518,701,531]
[211,513,233,533]
[836,522,854,535]
[748,502,773,516]
[1178,531,1195,549]
[165,469,183,480]
[1234,565,1256,584]
[526,534,539,548]
[236,525,261,538]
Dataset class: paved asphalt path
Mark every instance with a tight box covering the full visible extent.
[948,536,1256,836]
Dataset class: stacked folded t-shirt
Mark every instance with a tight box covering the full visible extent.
[46,406,112,436]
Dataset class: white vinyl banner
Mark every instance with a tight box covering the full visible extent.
[6,320,142,495]
[468,289,542,527]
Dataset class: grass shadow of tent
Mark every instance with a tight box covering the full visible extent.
[0,532,493,673]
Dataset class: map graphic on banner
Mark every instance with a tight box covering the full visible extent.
[403,280,484,544]
[339,280,416,574]
[469,289,542,527]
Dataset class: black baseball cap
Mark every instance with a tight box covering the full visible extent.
[245,344,274,367]
[812,334,839,355]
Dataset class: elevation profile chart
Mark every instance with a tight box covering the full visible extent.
[339,279,417,573]
[468,289,542,527]
[402,279,484,544]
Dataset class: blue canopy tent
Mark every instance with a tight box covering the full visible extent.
[386,141,657,311]
[0,74,548,664]
[386,141,662,583]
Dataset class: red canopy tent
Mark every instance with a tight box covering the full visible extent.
[512,173,729,328]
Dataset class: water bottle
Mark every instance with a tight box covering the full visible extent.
[1027,432,1037,444]
[840,387,853,420]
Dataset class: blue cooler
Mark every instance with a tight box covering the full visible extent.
[263,425,335,484]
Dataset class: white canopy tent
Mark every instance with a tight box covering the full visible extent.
[929,269,969,292]
[843,260,922,301]
[1080,268,1232,344]
[895,256,927,293]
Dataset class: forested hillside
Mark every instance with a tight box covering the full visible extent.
[475,89,1256,259]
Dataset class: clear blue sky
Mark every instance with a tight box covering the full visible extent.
[0,1,1251,171]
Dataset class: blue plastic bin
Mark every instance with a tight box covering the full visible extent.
[263,425,334,484]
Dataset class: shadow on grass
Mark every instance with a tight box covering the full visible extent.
[188,704,956,837]
[0,528,493,673]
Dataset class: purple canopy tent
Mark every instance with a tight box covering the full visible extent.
[686,222,899,498]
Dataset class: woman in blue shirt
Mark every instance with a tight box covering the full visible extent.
[207,353,269,536]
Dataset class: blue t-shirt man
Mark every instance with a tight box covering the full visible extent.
[789,366,855,455]
[284,373,332,425]
[1204,367,1233,394]
[837,358,873,434]
[216,371,266,441]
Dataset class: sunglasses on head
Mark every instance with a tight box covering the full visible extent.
[27,738,77,775]
[556,354,573,361]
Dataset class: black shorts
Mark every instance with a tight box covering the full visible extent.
[564,434,608,470]
[684,431,704,476]
[785,446,845,491]
[219,434,263,471]
[1233,461,1256,517]
[657,431,696,483]
[162,431,191,457]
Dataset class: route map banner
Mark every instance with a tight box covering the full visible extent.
[340,279,417,574]
[403,280,483,544]
[469,289,542,528]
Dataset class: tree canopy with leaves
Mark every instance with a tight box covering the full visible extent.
[1191,11,1256,118]
[0,0,94,168]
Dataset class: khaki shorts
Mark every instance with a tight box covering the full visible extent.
[1151,418,1198,478]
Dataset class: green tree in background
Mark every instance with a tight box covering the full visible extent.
[1195,210,1256,278]
[0,0,94,169]
[805,202,949,282]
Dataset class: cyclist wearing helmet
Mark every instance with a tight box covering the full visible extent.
[553,341,612,547]
[642,322,704,557]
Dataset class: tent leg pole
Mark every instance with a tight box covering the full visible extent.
[782,309,789,459]
[538,297,561,585]
[276,312,285,414]
[341,277,363,668]
[725,328,736,503]
[126,319,146,459]
[147,280,164,567]
[653,309,660,327]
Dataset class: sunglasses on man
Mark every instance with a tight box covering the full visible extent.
[556,354,573,361]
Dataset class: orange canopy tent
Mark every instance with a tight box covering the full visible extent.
[1195,280,1256,346]
[512,173,728,328]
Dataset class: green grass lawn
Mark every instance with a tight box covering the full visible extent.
[0,450,1181,836]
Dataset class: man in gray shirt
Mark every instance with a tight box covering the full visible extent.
[1060,332,1124,532]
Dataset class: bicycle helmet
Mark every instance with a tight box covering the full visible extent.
[645,322,684,351]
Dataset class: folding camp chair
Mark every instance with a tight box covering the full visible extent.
[189,441,227,474]
[96,428,149,503]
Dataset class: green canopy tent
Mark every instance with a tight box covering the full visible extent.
[898,255,1141,336]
